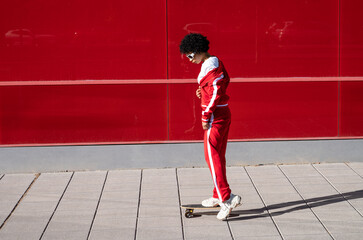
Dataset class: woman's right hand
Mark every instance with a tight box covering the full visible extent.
[196,86,201,99]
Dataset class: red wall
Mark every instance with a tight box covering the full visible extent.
[0,0,362,146]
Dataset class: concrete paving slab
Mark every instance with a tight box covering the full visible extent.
[235,190,265,201]
[314,163,348,169]
[309,165,363,217]
[347,162,363,177]
[279,164,322,176]
[102,181,140,191]
[136,169,182,239]
[41,229,90,240]
[259,193,304,206]
[139,196,180,206]
[139,190,180,218]
[234,236,282,240]
[226,167,252,183]
[177,167,211,175]
[90,214,137,229]
[308,198,354,212]
[228,170,265,202]
[232,203,267,216]
[182,214,226,227]
[348,198,363,216]
[0,163,361,240]
[0,173,36,226]
[332,183,363,192]
[279,164,319,176]
[139,201,180,217]
[92,204,138,217]
[142,169,176,179]
[0,172,72,239]
[41,171,106,239]
[279,165,356,210]
[99,190,139,204]
[0,213,52,230]
[0,231,47,240]
[179,196,211,205]
[184,225,231,240]
[177,168,213,184]
[283,234,332,240]
[293,184,339,197]
[141,188,178,199]
[103,169,141,190]
[255,185,297,194]
[249,177,291,185]
[141,170,179,199]
[314,208,362,221]
[179,183,214,191]
[89,228,135,240]
[42,215,96,233]
[280,176,327,185]
[141,179,177,188]
[313,163,358,176]
[324,220,363,234]
[136,217,183,240]
[138,216,181,227]
[136,227,183,240]
[179,186,213,198]
[229,217,281,238]
[333,232,363,240]
[273,213,331,236]
[139,205,180,218]
[245,165,333,238]
[229,181,259,191]
[320,175,363,184]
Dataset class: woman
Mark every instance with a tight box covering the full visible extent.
[179,33,241,220]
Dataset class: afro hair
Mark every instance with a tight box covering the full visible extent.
[179,33,210,54]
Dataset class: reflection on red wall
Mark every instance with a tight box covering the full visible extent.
[0,0,167,80]
[0,84,168,144]
[168,0,339,78]
[0,0,363,145]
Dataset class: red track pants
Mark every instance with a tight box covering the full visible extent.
[204,106,231,202]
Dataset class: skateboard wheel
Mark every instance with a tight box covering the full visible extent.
[185,209,194,218]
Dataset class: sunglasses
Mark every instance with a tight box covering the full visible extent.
[186,52,196,60]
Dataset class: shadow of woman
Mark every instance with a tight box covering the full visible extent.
[228,189,363,221]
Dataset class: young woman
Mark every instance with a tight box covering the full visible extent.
[179,33,241,220]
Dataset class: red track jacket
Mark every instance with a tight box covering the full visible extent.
[199,58,230,122]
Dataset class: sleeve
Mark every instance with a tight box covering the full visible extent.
[201,74,224,122]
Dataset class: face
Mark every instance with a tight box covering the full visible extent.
[186,52,203,64]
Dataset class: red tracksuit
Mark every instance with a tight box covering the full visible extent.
[198,56,231,202]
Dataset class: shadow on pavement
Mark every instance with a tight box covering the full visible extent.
[228,189,363,221]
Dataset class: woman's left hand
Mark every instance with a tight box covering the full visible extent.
[202,121,209,130]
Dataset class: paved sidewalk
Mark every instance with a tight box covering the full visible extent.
[0,163,362,240]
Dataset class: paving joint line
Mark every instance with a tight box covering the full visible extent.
[134,169,143,240]
[39,171,74,239]
[312,164,363,218]
[344,162,363,179]
[226,218,235,240]
[277,165,335,240]
[243,166,285,240]
[0,173,40,230]
[175,168,185,240]
[87,171,109,240]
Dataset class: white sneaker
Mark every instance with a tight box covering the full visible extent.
[216,194,242,220]
[201,197,220,207]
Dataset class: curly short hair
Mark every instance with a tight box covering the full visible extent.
[179,33,210,54]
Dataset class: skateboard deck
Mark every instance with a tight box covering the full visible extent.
[180,204,220,218]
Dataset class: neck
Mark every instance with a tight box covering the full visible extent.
[201,52,211,62]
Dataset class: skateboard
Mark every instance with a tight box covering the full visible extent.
[180,204,220,218]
